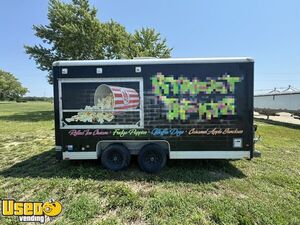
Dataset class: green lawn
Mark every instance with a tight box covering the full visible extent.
[0,102,299,225]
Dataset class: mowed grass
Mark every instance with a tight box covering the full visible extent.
[0,101,299,225]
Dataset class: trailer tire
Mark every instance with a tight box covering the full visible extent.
[138,144,167,173]
[101,144,131,171]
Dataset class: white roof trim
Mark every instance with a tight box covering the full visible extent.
[53,57,254,66]
[254,91,300,97]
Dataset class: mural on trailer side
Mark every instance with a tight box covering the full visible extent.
[151,73,242,121]
[65,84,140,124]
[63,72,244,138]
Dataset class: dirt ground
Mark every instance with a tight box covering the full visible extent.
[254,111,300,125]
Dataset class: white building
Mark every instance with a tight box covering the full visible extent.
[254,91,300,111]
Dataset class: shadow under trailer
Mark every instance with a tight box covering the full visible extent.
[53,57,259,173]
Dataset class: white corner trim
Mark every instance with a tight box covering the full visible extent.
[63,152,97,160]
[169,151,250,159]
[53,57,254,67]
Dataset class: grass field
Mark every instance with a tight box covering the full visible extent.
[0,102,299,225]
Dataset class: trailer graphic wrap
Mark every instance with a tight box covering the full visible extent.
[151,73,241,121]
[65,84,140,124]
[60,78,144,129]
[53,58,254,157]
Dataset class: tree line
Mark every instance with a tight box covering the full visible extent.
[0,70,28,101]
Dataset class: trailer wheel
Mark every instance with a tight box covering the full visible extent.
[138,144,167,173]
[101,144,131,171]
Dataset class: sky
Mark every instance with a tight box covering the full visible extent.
[0,0,300,97]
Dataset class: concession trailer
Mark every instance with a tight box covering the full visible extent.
[53,57,258,173]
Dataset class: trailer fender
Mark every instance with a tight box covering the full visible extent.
[96,140,170,158]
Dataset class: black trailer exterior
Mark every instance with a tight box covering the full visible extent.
[53,58,255,172]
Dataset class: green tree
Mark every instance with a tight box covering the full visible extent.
[127,28,172,58]
[25,0,172,84]
[101,20,131,59]
[0,70,28,101]
[25,0,104,84]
